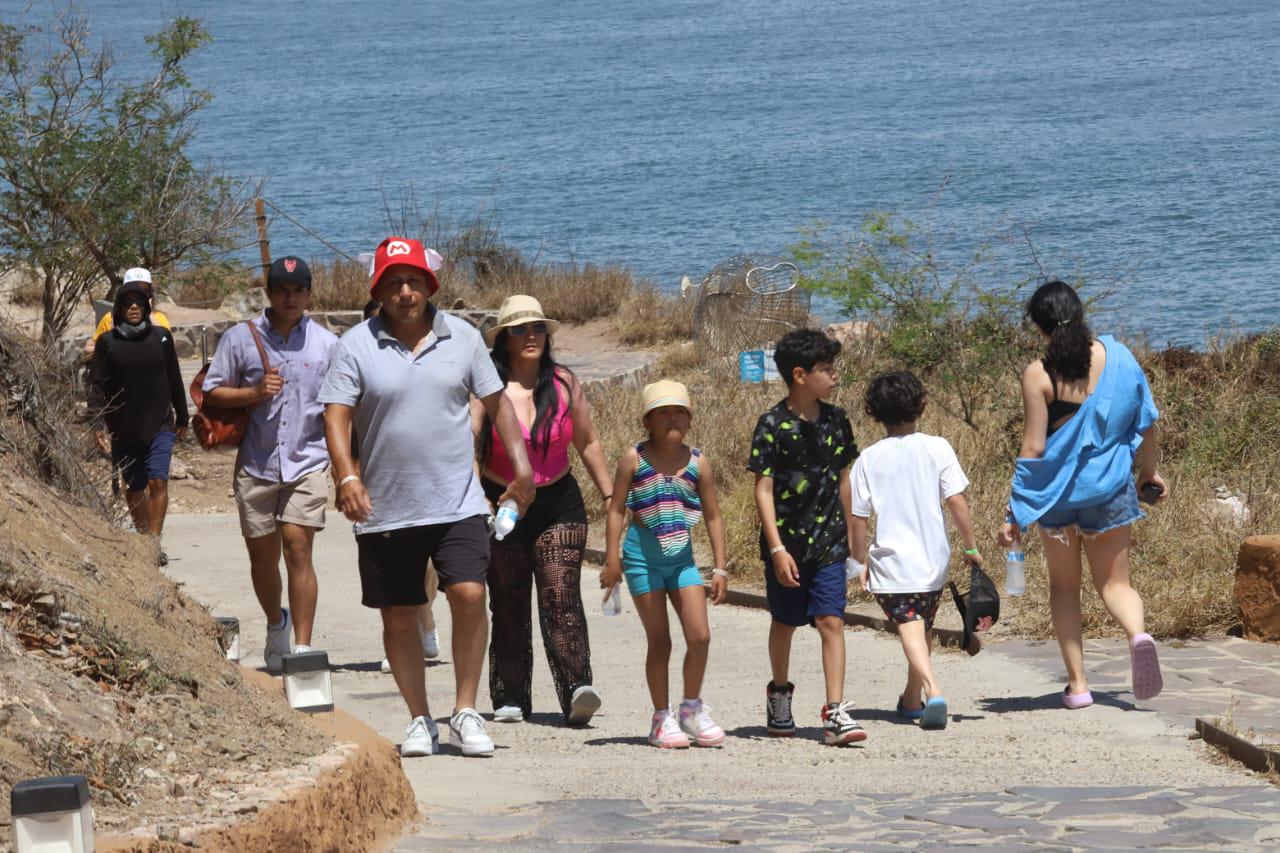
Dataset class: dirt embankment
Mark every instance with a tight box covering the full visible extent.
[0,452,413,848]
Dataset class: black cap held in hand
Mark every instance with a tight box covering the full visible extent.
[268,256,312,290]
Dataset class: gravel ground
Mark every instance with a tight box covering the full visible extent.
[161,512,1250,822]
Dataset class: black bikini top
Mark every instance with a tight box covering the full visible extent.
[1044,360,1082,436]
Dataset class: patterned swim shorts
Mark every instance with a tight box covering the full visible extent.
[874,590,944,632]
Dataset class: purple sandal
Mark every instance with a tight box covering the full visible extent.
[1062,687,1094,710]
[1130,632,1163,701]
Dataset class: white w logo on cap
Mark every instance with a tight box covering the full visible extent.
[387,240,412,257]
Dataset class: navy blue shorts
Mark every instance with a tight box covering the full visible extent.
[111,430,176,493]
[764,559,847,627]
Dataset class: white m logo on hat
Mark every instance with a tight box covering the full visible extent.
[387,241,412,257]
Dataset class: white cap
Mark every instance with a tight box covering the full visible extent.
[122,267,152,286]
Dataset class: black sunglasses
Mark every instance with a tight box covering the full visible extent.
[508,322,549,336]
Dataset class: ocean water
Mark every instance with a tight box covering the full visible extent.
[5,0,1278,345]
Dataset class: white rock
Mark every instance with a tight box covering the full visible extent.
[1206,486,1250,527]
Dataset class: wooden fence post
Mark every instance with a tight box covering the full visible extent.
[255,198,271,287]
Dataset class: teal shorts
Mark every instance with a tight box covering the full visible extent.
[622,525,702,596]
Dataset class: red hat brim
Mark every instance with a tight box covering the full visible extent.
[370,262,440,297]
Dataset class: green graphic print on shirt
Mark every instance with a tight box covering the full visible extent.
[747,400,858,568]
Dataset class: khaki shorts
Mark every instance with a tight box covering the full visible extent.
[234,466,328,539]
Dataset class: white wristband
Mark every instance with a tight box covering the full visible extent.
[768,545,787,556]
[338,474,360,489]
[711,568,729,579]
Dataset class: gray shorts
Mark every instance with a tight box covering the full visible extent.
[234,466,328,538]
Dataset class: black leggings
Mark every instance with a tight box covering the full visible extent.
[484,475,592,720]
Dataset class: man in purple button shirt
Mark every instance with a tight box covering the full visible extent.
[202,256,338,672]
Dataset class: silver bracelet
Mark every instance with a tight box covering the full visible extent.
[338,474,360,489]
[711,568,729,579]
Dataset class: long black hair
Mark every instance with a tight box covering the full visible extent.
[478,328,573,465]
[1026,280,1092,382]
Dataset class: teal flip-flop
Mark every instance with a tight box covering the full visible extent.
[896,696,925,721]
[920,696,948,730]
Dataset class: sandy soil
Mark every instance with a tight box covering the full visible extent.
[0,453,335,838]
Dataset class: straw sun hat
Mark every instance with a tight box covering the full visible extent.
[641,380,692,415]
[483,295,562,346]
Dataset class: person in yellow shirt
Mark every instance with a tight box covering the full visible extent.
[84,267,171,355]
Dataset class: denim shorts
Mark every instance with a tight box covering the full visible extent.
[111,430,176,492]
[622,525,703,596]
[1038,480,1145,539]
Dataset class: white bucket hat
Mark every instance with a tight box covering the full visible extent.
[484,295,562,346]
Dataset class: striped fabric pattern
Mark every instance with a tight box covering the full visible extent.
[626,442,703,556]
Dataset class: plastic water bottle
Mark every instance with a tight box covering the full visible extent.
[493,499,519,541]
[1005,547,1026,596]
[1004,512,1026,596]
[602,583,623,616]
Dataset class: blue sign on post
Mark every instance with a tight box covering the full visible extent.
[739,350,765,383]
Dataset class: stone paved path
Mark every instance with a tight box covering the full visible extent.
[161,514,1280,852]
[396,786,1280,850]
[997,637,1280,748]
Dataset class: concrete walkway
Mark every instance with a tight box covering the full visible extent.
[160,513,1280,850]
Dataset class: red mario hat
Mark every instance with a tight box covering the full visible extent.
[369,237,443,296]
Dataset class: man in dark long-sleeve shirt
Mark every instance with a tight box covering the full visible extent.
[90,279,188,561]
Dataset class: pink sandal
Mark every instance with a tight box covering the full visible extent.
[1130,632,1163,701]
[1062,687,1094,710]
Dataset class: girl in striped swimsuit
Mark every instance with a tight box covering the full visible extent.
[601,380,729,748]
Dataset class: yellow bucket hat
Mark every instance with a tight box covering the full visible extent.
[642,380,692,415]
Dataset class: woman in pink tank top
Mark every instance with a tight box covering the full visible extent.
[471,296,614,727]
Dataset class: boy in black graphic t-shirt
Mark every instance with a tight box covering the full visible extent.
[747,329,864,746]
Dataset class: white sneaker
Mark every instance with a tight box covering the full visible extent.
[292,644,313,654]
[422,629,440,659]
[450,708,495,756]
[493,705,524,723]
[264,609,292,673]
[401,716,438,758]
[379,658,392,674]
[567,685,602,726]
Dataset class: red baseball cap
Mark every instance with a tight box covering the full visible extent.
[369,237,443,296]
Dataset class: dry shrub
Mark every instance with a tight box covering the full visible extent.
[464,262,636,324]
[616,287,696,346]
[169,262,256,308]
[0,323,108,513]
[7,268,44,306]
[585,328,1280,639]
[309,258,372,311]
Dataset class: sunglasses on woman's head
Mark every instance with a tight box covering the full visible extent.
[508,322,548,336]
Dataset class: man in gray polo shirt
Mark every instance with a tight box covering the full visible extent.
[320,236,533,758]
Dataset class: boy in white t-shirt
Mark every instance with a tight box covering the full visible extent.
[849,372,982,730]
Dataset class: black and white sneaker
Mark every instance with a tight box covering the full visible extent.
[822,700,868,746]
[766,681,796,736]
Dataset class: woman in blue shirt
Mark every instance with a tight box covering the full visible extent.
[999,281,1167,708]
